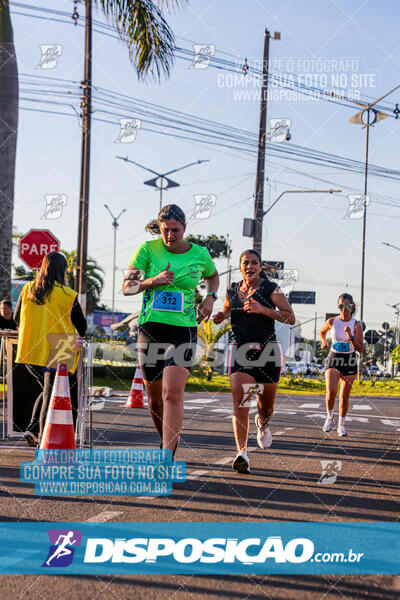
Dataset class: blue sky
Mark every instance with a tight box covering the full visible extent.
[10,0,400,337]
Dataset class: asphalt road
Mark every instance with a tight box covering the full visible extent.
[1,391,399,599]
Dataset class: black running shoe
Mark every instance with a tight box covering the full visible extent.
[24,431,39,448]
[232,450,250,474]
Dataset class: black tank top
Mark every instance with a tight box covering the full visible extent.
[227,279,278,345]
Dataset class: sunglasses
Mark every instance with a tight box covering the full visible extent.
[338,303,353,309]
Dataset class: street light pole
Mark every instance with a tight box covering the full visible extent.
[359,109,371,327]
[346,84,400,328]
[104,205,127,330]
[116,157,209,210]
[263,189,341,217]
[382,241,400,252]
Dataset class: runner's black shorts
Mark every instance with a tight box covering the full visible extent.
[229,341,282,384]
[137,322,198,382]
[325,351,357,376]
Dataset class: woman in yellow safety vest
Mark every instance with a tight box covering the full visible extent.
[14,252,87,447]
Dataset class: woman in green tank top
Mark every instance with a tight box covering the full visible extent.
[123,204,219,456]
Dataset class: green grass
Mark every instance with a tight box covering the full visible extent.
[93,374,400,396]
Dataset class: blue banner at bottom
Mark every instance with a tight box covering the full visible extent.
[0,522,398,574]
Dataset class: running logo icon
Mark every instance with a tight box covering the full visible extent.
[41,194,67,220]
[115,118,142,143]
[240,383,264,407]
[36,45,62,69]
[318,460,342,485]
[189,44,216,69]
[344,194,370,219]
[42,529,82,568]
[191,194,216,219]
[268,119,291,143]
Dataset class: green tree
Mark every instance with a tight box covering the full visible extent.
[197,320,231,380]
[390,345,400,366]
[13,266,34,281]
[0,0,186,298]
[63,250,104,313]
[186,234,229,304]
[185,234,229,259]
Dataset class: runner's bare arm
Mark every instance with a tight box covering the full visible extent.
[351,321,364,353]
[213,291,231,324]
[245,287,295,324]
[122,264,174,295]
[197,270,219,323]
[320,317,335,349]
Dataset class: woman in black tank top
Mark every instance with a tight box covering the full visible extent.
[213,250,295,474]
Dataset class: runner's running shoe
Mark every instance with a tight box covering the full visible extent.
[24,431,39,447]
[323,416,334,432]
[337,424,347,437]
[255,414,272,448]
[232,450,250,474]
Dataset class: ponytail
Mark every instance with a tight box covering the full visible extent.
[145,219,161,234]
[239,249,274,279]
[145,204,186,236]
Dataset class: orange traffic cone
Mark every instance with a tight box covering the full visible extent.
[125,366,145,408]
[40,363,76,449]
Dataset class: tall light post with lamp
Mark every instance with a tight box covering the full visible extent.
[104,204,127,331]
[116,157,209,211]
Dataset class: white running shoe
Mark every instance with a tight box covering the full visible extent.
[232,450,250,474]
[337,424,347,437]
[323,416,334,433]
[255,415,272,449]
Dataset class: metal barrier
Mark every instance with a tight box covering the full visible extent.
[77,335,93,448]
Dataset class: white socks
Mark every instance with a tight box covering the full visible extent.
[338,415,346,426]
[327,409,334,419]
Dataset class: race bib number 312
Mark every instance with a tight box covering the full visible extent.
[152,290,183,312]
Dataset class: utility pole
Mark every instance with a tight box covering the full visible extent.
[253,29,271,255]
[75,0,92,314]
[104,205,127,330]
[226,233,231,286]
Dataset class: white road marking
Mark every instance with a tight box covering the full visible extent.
[306,413,370,423]
[299,403,321,408]
[211,408,232,413]
[185,398,217,404]
[273,431,285,435]
[302,410,398,422]
[285,427,294,430]
[187,470,208,480]
[352,405,372,410]
[216,457,232,465]
[86,511,122,522]
[381,419,400,427]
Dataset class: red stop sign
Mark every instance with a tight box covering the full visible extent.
[19,229,60,269]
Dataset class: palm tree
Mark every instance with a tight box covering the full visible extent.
[197,320,232,380]
[0,0,186,298]
[63,249,104,313]
[0,0,18,299]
